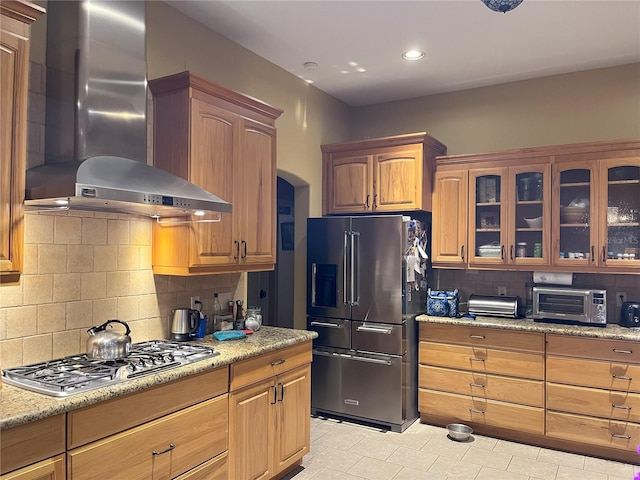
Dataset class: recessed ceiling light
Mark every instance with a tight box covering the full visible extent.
[402,50,425,61]
[303,61,318,71]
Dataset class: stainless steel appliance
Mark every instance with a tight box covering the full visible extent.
[86,319,132,359]
[170,308,201,341]
[307,215,428,432]
[532,286,607,326]
[468,294,522,318]
[620,301,640,327]
[1,341,219,397]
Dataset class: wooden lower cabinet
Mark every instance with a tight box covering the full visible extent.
[0,455,65,480]
[173,453,228,480]
[546,411,640,451]
[229,343,311,480]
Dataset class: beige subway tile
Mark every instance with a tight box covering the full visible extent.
[54,216,82,244]
[1,338,23,368]
[117,296,140,321]
[0,307,6,340]
[146,317,167,340]
[53,330,82,358]
[176,291,194,308]
[138,294,160,319]
[94,245,118,272]
[37,244,67,273]
[29,61,46,95]
[108,219,130,245]
[22,274,53,304]
[24,213,54,244]
[130,270,154,295]
[82,217,108,245]
[27,120,44,153]
[68,210,91,218]
[52,273,82,303]
[0,283,23,307]
[117,245,140,270]
[94,212,119,219]
[6,306,37,339]
[23,334,53,364]
[28,90,46,124]
[23,244,38,274]
[127,319,148,343]
[37,303,66,334]
[615,275,640,289]
[92,298,118,325]
[157,292,178,320]
[153,275,168,294]
[66,300,94,330]
[167,276,187,292]
[81,272,107,300]
[67,245,94,273]
[139,245,152,269]
[106,271,130,297]
[130,219,152,246]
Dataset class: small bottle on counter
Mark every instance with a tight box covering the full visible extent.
[211,293,222,333]
[234,300,244,330]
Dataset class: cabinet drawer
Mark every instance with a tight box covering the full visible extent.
[546,411,640,451]
[0,414,65,475]
[230,341,312,391]
[173,452,228,480]
[547,356,640,393]
[68,367,228,449]
[420,324,544,352]
[1,454,65,480]
[547,383,640,422]
[419,341,544,380]
[419,364,544,407]
[68,395,228,480]
[547,334,640,363]
[418,389,544,435]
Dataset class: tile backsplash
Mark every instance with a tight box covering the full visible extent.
[434,268,640,322]
[0,211,244,368]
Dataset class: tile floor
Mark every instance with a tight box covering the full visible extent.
[287,416,640,480]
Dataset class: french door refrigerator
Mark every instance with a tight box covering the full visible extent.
[307,215,428,432]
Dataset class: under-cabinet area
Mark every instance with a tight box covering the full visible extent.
[0,335,314,480]
[432,139,640,274]
[417,318,640,464]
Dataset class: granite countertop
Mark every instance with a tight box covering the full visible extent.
[416,314,640,341]
[0,326,317,430]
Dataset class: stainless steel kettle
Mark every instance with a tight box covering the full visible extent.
[86,319,132,359]
[170,308,200,341]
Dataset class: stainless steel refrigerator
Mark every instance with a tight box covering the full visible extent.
[307,215,428,432]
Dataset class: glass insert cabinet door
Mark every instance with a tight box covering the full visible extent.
[601,161,640,265]
[469,169,506,264]
[555,162,598,266]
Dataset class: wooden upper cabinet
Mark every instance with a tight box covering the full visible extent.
[322,133,447,215]
[0,1,45,284]
[150,71,283,275]
[431,169,468,267]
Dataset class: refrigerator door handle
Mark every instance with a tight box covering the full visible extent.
[343,231,349,305]
[311,263,317,307]
[309,321,344,329]
[350,231,360,306]
[349,354,392,366]
[356,325,393,335]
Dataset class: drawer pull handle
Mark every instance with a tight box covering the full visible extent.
[613,349,633,354]
[469,408,485,414]
[152,444,175,456]
[610,433,631,439]
[271,359,286,366]
[612,375,633,381]
[469,383,485,388]
[612,404,632,410]
[469,357,485,362]
[469,335,485,339]
[271,385,277,405]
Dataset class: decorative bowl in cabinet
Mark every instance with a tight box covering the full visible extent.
[560,206,589,224]
[524,217,542,229]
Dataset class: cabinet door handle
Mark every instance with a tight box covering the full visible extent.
[469,335,485,339]
[461,245,465,261]
[591,245,595,263]
[510,245,514,261]
[365,194,370,209]
[612,375,632,381]
[469,357,485,362]
[271,359,286,366]
[278,382,284,402]
[611,433,631,439]
[234,240,240,260]
[501,245,505,260]
[602,246,606,263]
[469,408,485,414]
[241,240,247,259]
[612,404,632,410]
[152,444,175,456]
[271,385,277,405]
[373,193,378,210]
[469,383,485,388]
[613,349,633,354]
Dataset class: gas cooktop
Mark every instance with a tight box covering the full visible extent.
[1,340,219,397]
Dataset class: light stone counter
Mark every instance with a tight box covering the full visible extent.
[416,314,640,341]
[0,326,317,430]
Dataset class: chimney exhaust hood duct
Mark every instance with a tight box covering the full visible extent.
[25,0,232,219]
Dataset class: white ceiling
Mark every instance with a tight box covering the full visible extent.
[167,0,640,107]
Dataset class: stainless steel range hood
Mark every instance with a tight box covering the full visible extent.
[25,0,231,218]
